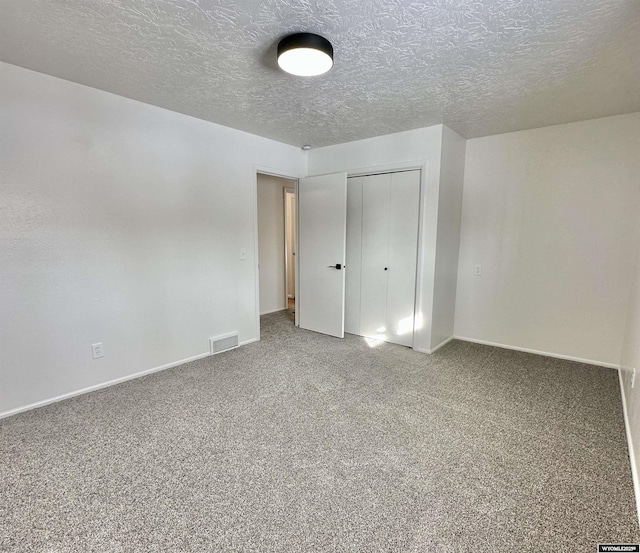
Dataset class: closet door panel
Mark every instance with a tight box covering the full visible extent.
[386,170,420,346]
[345,177,363,335]
[360,173,390,340]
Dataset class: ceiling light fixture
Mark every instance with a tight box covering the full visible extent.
[277,33,333,77]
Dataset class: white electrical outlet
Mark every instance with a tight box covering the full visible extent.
[474,264,483,276]
[632,368,636,389]
[92,342,104,359]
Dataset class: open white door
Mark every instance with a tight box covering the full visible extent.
[298,172,347,338]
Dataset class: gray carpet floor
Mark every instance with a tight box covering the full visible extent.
[2,311,639,552]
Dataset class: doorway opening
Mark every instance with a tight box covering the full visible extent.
[256,172,297,329]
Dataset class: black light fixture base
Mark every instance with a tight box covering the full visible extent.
[277,33,333,60]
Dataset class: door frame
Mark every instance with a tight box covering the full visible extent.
[253,166,303,342]
[283,187,296,314]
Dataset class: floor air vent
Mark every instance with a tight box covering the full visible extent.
[209,332,239,355]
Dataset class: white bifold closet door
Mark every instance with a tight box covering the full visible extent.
[345,170,420,347]
[360,174,391,340]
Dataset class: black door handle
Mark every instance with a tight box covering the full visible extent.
[328,263,342,270]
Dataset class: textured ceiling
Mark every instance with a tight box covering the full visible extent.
[1,0,638,147]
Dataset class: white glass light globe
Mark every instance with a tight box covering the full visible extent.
[278,47,333,77]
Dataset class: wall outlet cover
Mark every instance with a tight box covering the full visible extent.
[92,342,104,359]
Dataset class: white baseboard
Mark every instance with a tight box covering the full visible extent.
[0,337,259,420]
[618,368,640,528]
[414,336,455,355]
[260,307,287,315]
[1,351,214,420]
[453,335,619,369]
[427,336,455,354]
[0,351,210,420]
